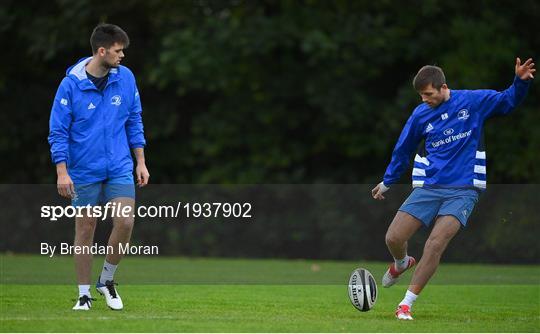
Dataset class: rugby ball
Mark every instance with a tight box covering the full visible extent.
[348,268,377,312]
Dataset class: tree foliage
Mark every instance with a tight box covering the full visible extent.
[1,0,538,183]
[1,0,538,261]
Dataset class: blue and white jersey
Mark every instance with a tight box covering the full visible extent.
[383,76,531,189]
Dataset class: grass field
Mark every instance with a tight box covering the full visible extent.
[1,255,539,332]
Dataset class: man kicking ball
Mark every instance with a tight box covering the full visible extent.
[371,57,535,320]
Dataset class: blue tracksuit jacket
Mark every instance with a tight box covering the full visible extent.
[48,57,146,184]
[383,76,531,189]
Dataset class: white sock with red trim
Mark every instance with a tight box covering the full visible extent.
[399,289,418,308]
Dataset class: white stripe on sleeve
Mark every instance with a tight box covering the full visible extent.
[414,154,430,166]
[476,151,486,159]
[474,165,486,174]
[412,168,426,176]
[473,179,487,188]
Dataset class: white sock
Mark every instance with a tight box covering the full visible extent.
[78,284,91,298]
[399,289,418,308]
[99,260,117,284]
[394,255,411,271]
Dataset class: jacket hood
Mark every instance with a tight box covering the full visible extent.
[66,57,120,90]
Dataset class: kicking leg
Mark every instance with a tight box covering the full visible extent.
[382,211,422,288]
[385,211,422,259]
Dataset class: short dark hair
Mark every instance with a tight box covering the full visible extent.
[90,23,130,54]
[413,65,446,91]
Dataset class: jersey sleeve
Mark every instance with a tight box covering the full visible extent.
[383,112,423,186]
[48,78,73,165]
[472,76,531,119]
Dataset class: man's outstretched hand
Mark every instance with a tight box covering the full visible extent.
[516,57,535,80]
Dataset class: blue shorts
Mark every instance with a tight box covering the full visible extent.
[72,174,135,207]
[399,187,479,227]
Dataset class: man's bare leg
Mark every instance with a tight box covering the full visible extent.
[408,215,461,295]
[96,197,134,311]
[74,215,98,285]
[394,215,461,319]
[72,213,98,309]
[385,211,423,260]
[382,211,422,289]
[105,197,135,265]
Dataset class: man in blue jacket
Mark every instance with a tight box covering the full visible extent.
[48,23,149,311]
[371,58,535,320]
